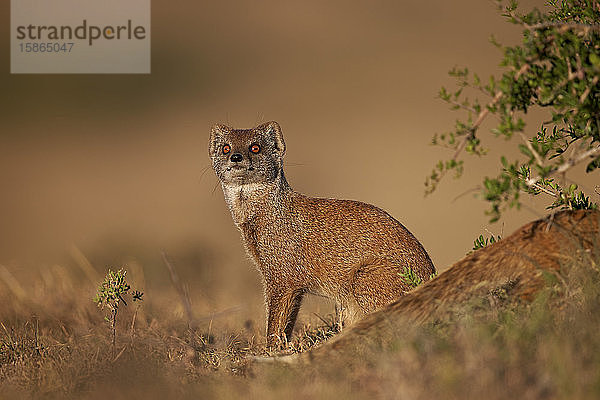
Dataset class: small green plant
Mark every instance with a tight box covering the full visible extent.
[472,234,502,251]
[547,183,598,211]
[400,267,437,289]
[93,268,143,354]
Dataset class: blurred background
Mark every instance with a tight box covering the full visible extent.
[1,1,597,327]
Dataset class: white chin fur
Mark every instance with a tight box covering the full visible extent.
[222,182,267,195]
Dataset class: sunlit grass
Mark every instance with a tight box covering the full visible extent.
[0,240,599,399]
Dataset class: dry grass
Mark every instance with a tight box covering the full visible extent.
[1,242,600,399]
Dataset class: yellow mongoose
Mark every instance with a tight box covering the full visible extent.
[209,121,435,347]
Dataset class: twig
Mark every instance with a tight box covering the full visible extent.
[503,8,599,32]
[452,91,505,160]
[434,64,531,187]
[451,186,482,203]
[545,209,557,233]
[451,64,530,163]
[446,98,478,114]
[194,305,242,322]
[530,182,559,197]
[312,313,331,326]
[34,316,40,355]
[111,309,117,356]
[161,250,195,327]
[130,305,139,338]
[161,250,242,328]
[526,145,600,187]
[580,75,599,104]
[249,353,298,364]
[525,21,599,32]
[518,131,544,166]
[112,346,127,363]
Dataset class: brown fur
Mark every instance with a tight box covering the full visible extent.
[209,121,435,347]
[305,209,600,359]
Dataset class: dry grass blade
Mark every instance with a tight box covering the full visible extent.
[69,243,100,284]
[0,264,26,302]
[160,249,195,327]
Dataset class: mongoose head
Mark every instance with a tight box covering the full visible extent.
[209,121,286,186]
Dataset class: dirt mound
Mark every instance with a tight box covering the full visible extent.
[307,209,600,360]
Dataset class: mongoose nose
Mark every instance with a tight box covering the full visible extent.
[230,153,243,162]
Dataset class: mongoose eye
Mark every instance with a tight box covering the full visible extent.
[222,144,231,155]
[250,144,260,154]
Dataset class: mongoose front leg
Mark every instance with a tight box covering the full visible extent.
[265,288,305,348]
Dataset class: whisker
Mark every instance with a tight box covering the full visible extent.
[198,164,212,184]
[212,180,221,195]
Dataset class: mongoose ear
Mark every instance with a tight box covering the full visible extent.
[209,124,230,158]
[259,121,285,157]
